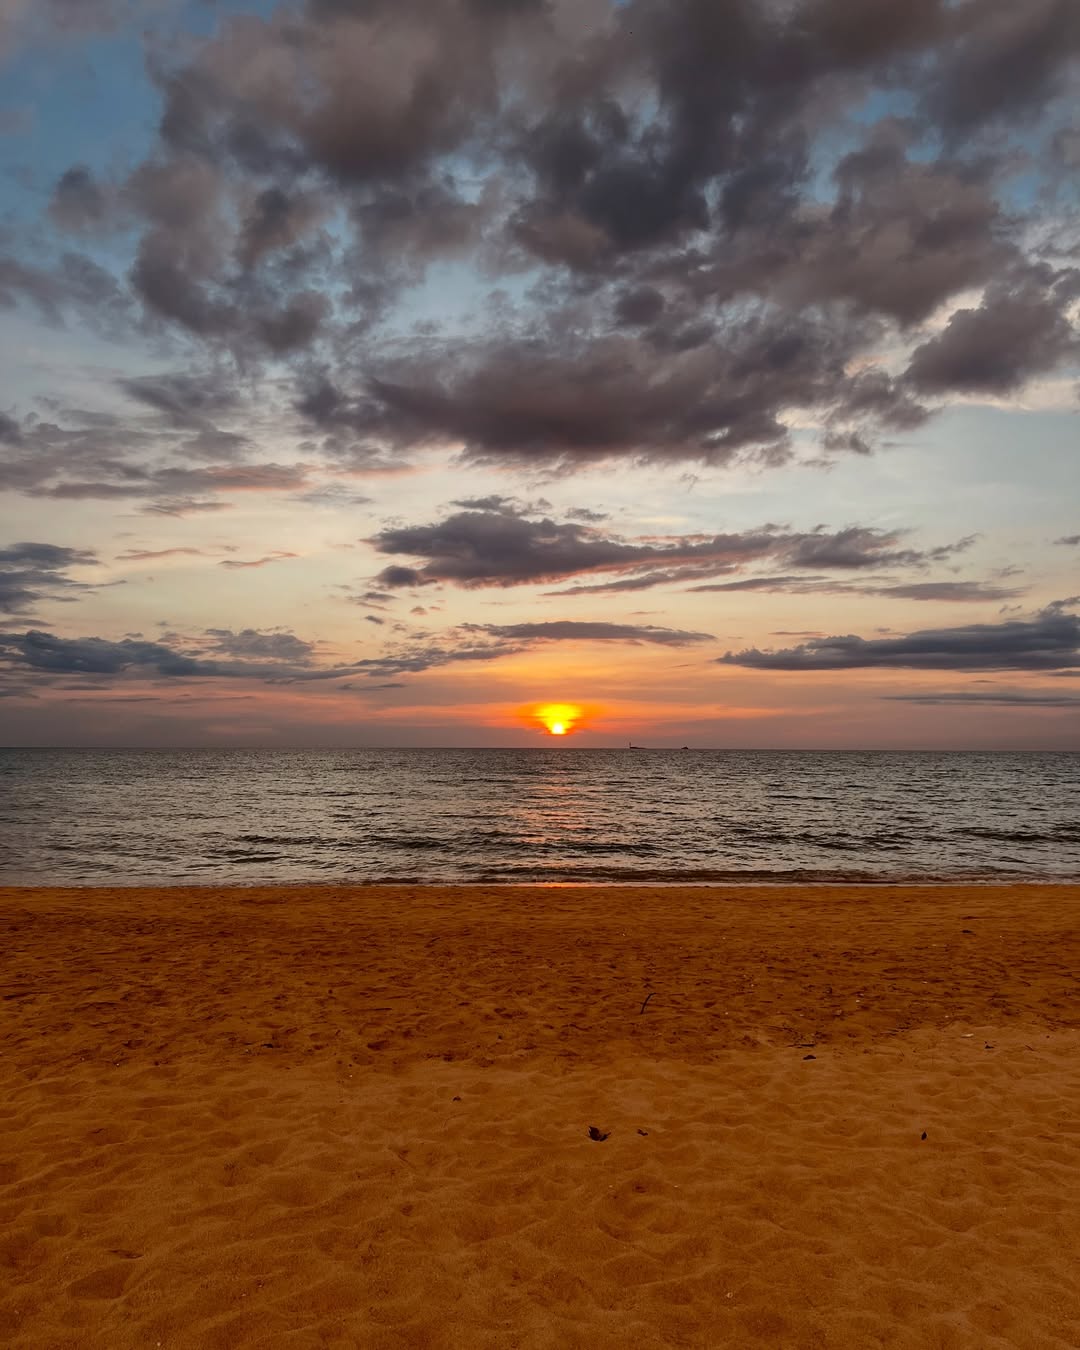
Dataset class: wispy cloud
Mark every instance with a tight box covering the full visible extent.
[218,551,298,570]
[464,621,714,647]
[886,690,1080,707]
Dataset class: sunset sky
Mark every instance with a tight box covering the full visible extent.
[0,0,1078,748]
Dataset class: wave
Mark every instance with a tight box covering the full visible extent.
[955,824,1080,844]
[4,747,1078,886]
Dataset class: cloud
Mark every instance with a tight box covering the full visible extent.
[463,620,714,646]
[349,588,395,614]
[688,577,1020,602]
[782,528,974,571]
[930,0,1080,134]
[0,411,22,445]
[0,0,1066,481]
[117,369,243,432]
[1,606,719,693]
[142,497,230,517]
[0,630,218,677]
[1056,534,1080,546]
[293,483,374,509]
[0,626,345,681]
[370,504,975,590]
[0,541,98,613]
[357,320,926,471]
[218,550,298,570]
[236,186,327,270]
[905,277,1079,395]
[885,690,1080,707]
[0,618,532,690]
[204,628,315,663]
[719,603,1080,672]
[348,642,525,678]
[0,369,311,511]
[0,250,139,339]
[870,581,1021,602]
[116,547,206,563]
[30,462,309,503]
[48,165,115,233]
[449,494,521,512]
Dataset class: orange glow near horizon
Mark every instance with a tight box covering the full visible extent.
[530,702,586,737]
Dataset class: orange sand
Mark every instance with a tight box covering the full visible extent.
[2,884,1079,1348]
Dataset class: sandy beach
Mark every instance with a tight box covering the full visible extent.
[2,884,1078,1348]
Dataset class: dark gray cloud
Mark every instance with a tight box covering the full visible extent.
[0,608,716,694]
[292,376,407,471]
[719,603,1080,672]
[0,541,98,613]
[1055,534,1080,546]
[354,317,925,470]
[370,507,776,587]
[905,277,1079,395]
[0,630,218,677]
[237,186,326,270]
[47,165,114,232]
[0,0,1066,484]
[931,0,1080,134]
[370,504,974,590]
[463,620,714,646]
[0,626,350,682]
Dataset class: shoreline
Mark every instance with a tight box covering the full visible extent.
[3,883,1079,1347]
[5,873,1080,889]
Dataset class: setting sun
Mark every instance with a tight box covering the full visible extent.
[532,702,585,737]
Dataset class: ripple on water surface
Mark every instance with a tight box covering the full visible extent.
[1,747,1077,886]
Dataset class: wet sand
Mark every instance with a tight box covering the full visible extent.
[2,884,1079,1348]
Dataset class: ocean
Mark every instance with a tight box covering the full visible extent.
[1,747,1078,886]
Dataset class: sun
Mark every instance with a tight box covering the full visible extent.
[533,702,584,737]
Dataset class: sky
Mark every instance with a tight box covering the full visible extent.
[0,0,1078,749]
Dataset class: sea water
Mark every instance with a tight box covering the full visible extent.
[1,747,1077,886]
